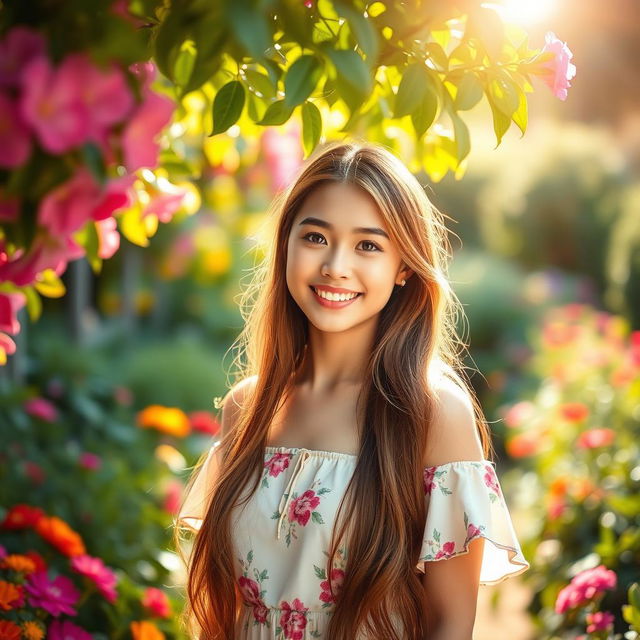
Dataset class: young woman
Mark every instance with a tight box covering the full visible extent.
[175,140,530,640]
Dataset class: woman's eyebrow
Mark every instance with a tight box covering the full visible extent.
[297,216,389,239]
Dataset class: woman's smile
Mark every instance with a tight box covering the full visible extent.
[309,285,363,308]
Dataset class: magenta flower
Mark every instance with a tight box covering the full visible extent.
[555,565,617,614]
[434,540,456,559]
[96,217,121,259]
[129,61,157,91]
[540,31,576,101]
[0,92,32,168]
[142,586,172,618]
[0,291,27,335]
[0,231,85,287]
[586,611,615,633]
[24,570,81,616]
[142,177,188,223]
[121,87,174,171]
[0,189,19,222]
[24,396,58,422]
[19,56,90,153]
[70,554,118,603]
[0,26,46,89]
[48,619,93,640]
[38,168,132,237]
[265,453,292,478]
[78,452,102,470]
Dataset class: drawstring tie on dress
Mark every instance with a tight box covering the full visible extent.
[277,450,311,540]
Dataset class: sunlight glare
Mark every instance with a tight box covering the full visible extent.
[490,0,557,25]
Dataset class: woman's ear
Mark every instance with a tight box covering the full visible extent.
[398,265,414,284]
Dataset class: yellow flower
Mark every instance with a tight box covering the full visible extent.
[21,620,45,640]
[130,620,166,640]
[137,405,190,438]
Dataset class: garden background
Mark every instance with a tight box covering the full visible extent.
[1,0,639,639]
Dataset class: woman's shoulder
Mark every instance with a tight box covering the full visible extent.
[423,370,484,468]
[218,375,259,439]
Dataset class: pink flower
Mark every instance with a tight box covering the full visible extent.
[142,586,172,618]
[0,93,32,168]
[554,565,617,614]
[319,568,345,604]
[24,570,81,616]
[0,231,85,287]
[265,453,292,478]
[0,333,16,362]
[48,619,93,640]
[0,189,20,222]
[503,401,535,428]
[78,452,102,470]
[121,88,174,171]
[24,396,58,422]
[423,466,436,495]
[38,168,133,237]
[96,217,121,259]
[434,540,456,559]
[129,61,157,91]
[0,26,47,89]
[70,554,118,603]
[0,544,7,559]
[576,428,615,449]
[261,126,304,194]
[278,598,308,640]
[141,178,188,223]
[483,467,501,497]
[288,490,320,527]
[163,480,182,515]
[19,56,90,153]
[238,576,261,605]
[0,291,27,335]
[540,31,576,101]
[466,524,482,541]
[586,611,615,633]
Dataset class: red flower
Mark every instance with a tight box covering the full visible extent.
[278,598,308,640]
[434,541,456,560]
[560,402,589,422]
[264,453,292,478]
[1,504,45,530]
[142,586,171,618]
[287,490,320,527]
[188,411,220,435]
[237,576,260,606]
[423,466,436,495]
[253,601,269,624]
[319,568,345,604]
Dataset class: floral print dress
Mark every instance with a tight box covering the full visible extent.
[177,443,530,639]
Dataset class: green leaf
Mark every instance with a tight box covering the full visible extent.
[246,90,268,123]
[454,72,483,111]
[487,73,519,118]
[173,41,196,89]
[334,1,379,61]
[511,84,528,136]
[424,42,448,72]
[227,2,271,59]
[210,80,245,136]
[326,48,373,97]
[410,82,438,137]
[451,113,470,164]
[284,55,322,108]
[244,68,276,100]
[81,142,107,185]
[301,101,322,156]
[394,63,429,118]
[257,100,293,126]
[487,95,511,147]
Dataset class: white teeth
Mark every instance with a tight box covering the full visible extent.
[313,287,359,302]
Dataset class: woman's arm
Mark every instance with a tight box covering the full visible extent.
[421,378,487,639]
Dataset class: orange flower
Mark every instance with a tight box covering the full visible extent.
[34,516,86,557]
[560,402,589,423]
[1,504,45,530]
[0,620,21,640]
[506,432,538,458]
[21,620,45,640]
[549,476,570,498]
[0,580,23,611]
[1,554,37,573]
[130,620,166,640]
[137,405,191,437]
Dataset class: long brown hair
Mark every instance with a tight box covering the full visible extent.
[174,140,494,639]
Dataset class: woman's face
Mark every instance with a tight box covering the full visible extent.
[286,181,411,333]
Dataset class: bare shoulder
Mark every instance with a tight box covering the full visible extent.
[422,374,484,467]
[219,375,259,439]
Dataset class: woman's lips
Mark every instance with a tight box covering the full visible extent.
[309,286,362,309]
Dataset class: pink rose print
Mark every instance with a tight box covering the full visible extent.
[253,601,269,624]
[483,467,501,498]
[434,540,456,560]
[278,598,308,640]
[238,576,260,605]
[288,489,321,526]
[265,452,292,478]
[423,466,436,495]
[466,523,482,541]
[319,568,345,604]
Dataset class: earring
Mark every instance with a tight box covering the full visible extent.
[400,279,406,287]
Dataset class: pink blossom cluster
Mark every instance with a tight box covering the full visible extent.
[540,31,577,101]
[0,26,187,364]
[555,564,617,614]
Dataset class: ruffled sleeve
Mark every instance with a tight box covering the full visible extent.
[417,459,530,585]
[176,442,222,533]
